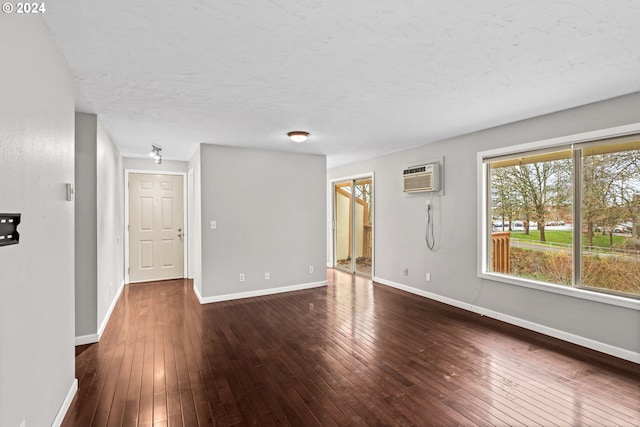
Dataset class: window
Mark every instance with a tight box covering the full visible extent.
[481,133,640,301]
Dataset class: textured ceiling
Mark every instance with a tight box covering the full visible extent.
[41,0,640,168]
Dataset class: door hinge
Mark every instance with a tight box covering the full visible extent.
[128,267,130,274]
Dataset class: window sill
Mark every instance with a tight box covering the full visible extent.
[479,272,640,310]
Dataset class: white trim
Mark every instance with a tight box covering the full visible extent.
[193,281,203,301]
[479,122,640,160]
[124,169,188,284]
[187,168,194,279]
[477,123,640,308]
[75,334,99,346]
[328,172,375,276]
[373,276,640,364]
[472,305,640,364]
[75,280,126,346]
[476,155,489,279]
[374,276,473,311]
[195,281,328,304]
[328,172,375,184]
[97,280,125,338]
[51,379,78,427]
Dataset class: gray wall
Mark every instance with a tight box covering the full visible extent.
[0,15,76,427]
[75,113,125,341]
[96,120,125,332]
[75,113,98,337]
[328,92,640,359]
[196,144,327,299]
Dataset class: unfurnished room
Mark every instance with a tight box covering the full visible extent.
[1,1,639,426]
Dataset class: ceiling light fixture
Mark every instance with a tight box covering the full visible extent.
[287,131,310,143]
[149,145,162,164]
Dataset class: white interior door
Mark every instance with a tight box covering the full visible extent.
[129,173,184,282]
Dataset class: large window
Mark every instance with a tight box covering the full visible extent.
[481,134,640,300]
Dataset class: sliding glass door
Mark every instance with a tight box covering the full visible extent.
[334,177,373,276]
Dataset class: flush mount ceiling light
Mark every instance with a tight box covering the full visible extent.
[149,144,162,164]
[287,131,310,143]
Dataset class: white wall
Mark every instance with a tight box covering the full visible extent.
[96,119,125,335]
[195,144,327,301]
[123,157,188,173]
[0,14,76,427]
[328,92,640,361]
[188,147,202,291]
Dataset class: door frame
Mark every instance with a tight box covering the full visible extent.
[124,169,188,284]
[328,172,375,277]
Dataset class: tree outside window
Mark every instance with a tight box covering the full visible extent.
[487,141,640,298]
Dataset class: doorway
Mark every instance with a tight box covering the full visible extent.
[334,176,373,276]
[128,173,184,282]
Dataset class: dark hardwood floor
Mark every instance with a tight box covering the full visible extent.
[62,269,640,426]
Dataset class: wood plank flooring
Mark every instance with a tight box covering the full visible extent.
[62,269,640,426]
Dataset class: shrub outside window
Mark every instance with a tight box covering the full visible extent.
[482,136,640,299]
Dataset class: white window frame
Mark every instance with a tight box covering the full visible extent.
[477,123,640,310]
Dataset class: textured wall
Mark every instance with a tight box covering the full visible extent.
[198,145,326,299]
[75,113,98,337]
[96,118,125,334]
[188,147,202,290]
[0,15,76,427]
[328,93,640,359]
[123,157,188,173]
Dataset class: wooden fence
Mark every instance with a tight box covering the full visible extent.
[492,232,511,273]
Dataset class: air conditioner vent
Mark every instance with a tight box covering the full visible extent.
[402,163,440,193]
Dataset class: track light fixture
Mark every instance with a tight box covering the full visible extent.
[149,145,162,165]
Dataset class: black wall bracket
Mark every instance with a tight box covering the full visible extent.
[0,214,20,246]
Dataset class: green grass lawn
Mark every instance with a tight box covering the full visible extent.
[510,230,626,248]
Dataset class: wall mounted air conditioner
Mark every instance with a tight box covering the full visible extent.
[402,162,440,193]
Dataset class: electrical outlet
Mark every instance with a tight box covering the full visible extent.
[426,200,431,207]
[404,268,408,276]
[309,265,314,274]
[265,272,269,280]
[210,220,217,229]
[239,273,245,282]
[426,272,431,281]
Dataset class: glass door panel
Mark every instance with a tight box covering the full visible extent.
[334,177,373,276]
[354,178,373,275]
[334,181,353,272]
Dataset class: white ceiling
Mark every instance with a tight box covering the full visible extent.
[41,0,640,168]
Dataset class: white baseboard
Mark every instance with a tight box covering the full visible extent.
[193,282,203,301]
[75,334,99,346]
[51,378,77,427]
[196,280,328,304]
[472,305,640,363]
[97,280,125,339]
[75,281,125,346]
[373,276,640,364]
